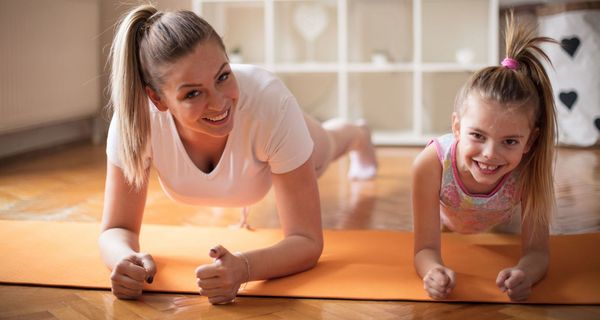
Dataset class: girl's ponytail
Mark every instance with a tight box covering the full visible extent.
[504,12,557,239]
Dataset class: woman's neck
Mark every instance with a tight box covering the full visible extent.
[176,122,229,173]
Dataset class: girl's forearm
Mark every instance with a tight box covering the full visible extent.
[242,235,322,281]
[414,248,445,278]
[517,250,549,285]
[98,228,141,270]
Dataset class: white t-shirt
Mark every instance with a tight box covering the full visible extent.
[107,64,314,207]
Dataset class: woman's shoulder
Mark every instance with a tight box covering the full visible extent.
[232,64,295,117]
[231,63,267,74]
[146,100,172,129]
[232,64,280,89]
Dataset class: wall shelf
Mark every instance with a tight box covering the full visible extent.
[192,0,499,145]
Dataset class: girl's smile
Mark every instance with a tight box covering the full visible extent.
[473,159,504,175]
[453,93,536,194]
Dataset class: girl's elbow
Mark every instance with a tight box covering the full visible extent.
[303,238,323,270]
[303,256,319,271]
[310,239,324,266]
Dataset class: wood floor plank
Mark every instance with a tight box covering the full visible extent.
[1,143,599,319]
[0,311,58,320]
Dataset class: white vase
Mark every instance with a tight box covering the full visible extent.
[293,3,329,62]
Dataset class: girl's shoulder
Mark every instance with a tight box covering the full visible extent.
[428,133,454,150]
[413,141,443,177]
[426,133,455,164]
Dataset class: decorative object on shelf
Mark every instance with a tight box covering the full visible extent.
[229,47,243,64]
[455,48,475,66]
[371,50,390,65]
[196,0,499,145]
[292,2,329,62]
[538,1,600,146]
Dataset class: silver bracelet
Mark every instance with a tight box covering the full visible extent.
[234,251,250,291]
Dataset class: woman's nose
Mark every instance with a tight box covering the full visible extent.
[206,91,226,111]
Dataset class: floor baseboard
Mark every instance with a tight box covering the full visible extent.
[0,117,105,159]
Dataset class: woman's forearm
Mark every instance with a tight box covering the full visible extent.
[98,228,141,270]
[242,234,323,281]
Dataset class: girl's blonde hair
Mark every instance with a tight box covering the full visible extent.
[454,12,557,238]
[109,4,224,189]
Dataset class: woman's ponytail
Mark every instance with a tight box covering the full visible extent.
[109,5,157,189]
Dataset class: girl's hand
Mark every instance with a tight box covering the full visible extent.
[110,253,156,300]
[423,266,456,299]
[496,267,532,301]
[195,245,249,305]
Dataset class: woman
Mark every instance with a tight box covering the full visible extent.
[99,4,377,304]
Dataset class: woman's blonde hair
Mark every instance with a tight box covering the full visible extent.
[454,12,557,238]
[109,4,224,189]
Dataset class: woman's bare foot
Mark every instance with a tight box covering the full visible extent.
[229,207,254,230]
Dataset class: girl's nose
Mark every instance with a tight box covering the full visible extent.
[482,142,497,159]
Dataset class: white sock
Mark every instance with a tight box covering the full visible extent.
[347,151,377,180]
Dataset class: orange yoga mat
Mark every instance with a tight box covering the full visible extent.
[0,220,599,304]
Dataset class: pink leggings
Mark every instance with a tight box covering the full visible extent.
[303,114,336,178]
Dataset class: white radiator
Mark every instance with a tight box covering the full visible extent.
[0,0,101,135]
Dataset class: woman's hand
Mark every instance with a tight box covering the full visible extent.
[195,245,249,305]
[110,253,156,300]
[496,267,532,301]
[423,266,456,300]
[100,163,153,300]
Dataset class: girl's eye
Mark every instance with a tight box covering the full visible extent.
[217,72,230,82]
[470,132,484,140]
[185,90,201,99]
[505,139,518,146]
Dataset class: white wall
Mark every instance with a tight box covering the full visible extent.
[0,0,101,134]
[0,0,101,157]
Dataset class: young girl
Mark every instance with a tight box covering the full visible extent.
[100,4,376,304]
[412,14,557,302]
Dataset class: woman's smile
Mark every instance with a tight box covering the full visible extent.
[202,108,230,123]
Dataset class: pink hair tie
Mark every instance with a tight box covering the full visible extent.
[501,57,519,70]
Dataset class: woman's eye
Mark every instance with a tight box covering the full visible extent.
[217,72,230,82]
[185,90,200,99]
[505,139,518,146]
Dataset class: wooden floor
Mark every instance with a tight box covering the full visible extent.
[1,142,599,319]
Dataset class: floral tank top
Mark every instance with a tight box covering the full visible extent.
[429,134,521,234]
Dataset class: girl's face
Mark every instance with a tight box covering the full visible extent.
[452,93,537,192]
[147,41,239,140]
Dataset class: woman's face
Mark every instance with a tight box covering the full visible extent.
[148,41,239,140]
